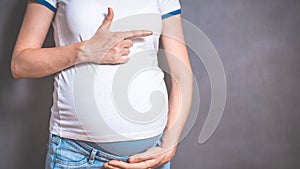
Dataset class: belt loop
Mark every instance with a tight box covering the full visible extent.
[157,139,162,146]
[50,134,60,145]
[88,148,98,164]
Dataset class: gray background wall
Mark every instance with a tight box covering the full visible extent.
[1,0,299,169]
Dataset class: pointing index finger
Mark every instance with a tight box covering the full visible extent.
[120,30,153,39]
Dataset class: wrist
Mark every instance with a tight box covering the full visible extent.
[74,40,90,64]
[162,144,177,162]
[161,127,180,147]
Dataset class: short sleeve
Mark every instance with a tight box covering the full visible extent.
[36,0,57,12]
[159,0,182,19]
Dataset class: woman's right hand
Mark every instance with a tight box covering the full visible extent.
[77,7,153,65]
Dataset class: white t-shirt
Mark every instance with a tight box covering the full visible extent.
[36,0,181,142]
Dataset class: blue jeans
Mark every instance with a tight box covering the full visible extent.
[45,134,171,169]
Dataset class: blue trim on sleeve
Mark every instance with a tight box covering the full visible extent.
[36,0,56,12]
[162,9,181,19]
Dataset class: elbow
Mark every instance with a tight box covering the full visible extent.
[10,60,23,79]
[10,50,24,79]
[170,72,193,90]
[173,69,193,83]
[178,74,193,87]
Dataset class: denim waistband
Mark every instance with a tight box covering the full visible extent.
[50,133,164,164]
[74,139,130,163]
[50,134,129,163]
[83,132,164,157]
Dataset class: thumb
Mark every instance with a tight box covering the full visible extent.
[99,7,114,31]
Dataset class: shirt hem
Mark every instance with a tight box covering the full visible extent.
[162,9,181,19]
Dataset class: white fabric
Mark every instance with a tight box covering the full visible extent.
[37,0,181,142]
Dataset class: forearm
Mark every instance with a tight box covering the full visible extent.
[162,70,193,150]
[160,14,193,149]
[11,41,86,79]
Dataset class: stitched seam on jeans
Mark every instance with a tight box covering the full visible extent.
[54,157,88,166]
[52,136,60,168]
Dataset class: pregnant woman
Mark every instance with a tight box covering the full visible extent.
[11,0,193,168]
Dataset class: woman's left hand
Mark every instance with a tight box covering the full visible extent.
[103,146,177,169]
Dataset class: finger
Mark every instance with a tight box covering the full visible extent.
[128,155,155,163]
[128,148,161,163]
[116,40,133,49]
[120,39,133,48]
[108,160,144,169]
[119,30,153,39]
[108,159,157,169]
[121,48,130,56]
[120,55,129,63]
[103,162,122,169]
[99,7,114,31]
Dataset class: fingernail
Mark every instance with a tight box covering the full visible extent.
[146,31,153,35]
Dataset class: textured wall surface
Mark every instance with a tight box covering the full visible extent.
[0,0,299,169]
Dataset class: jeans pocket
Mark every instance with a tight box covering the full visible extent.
[53,136,89,167]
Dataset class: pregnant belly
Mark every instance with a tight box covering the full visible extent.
[65,50,169,142]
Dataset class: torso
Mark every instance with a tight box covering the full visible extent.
[49,0,170,142]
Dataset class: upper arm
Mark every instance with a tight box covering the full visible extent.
[158,0,191,75]
[12,0,55,58]
[160,14,192,77]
